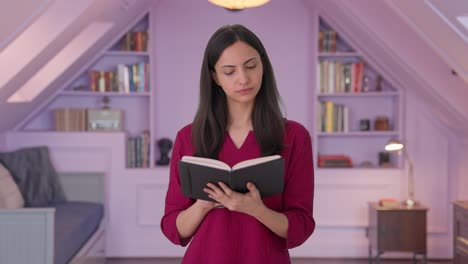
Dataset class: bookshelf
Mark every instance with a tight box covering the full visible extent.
[19,13,154,169]
[315,17,402,169]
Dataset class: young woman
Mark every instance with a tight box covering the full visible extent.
[161,24,315,264]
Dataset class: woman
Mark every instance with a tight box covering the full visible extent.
[161,24,315,264]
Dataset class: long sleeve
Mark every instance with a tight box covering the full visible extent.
[282,129,315,248]
[160,130,194,246]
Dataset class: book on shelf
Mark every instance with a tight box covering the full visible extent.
[119,31,148,52]
[318,30,337,52]
[178,155,284,201]
[318,60,364,94]
[126,130,150,168]
[378,198,400,208]
[88,62,149,93]
[318,101,349,133]
[53,108,87,131]
[318,155,352,168]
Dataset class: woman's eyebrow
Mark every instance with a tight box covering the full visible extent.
[243,58,257,64]
[220,57,257,68]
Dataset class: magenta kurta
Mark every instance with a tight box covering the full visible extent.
[161,120,315,264]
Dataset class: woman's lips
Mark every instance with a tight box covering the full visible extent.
[236,88,253,95]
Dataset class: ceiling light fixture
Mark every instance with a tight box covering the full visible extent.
[208,0,270,10]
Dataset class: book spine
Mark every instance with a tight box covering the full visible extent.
[178,162,192,197]
[228,171,235,189]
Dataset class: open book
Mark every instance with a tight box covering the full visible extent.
[178,155,284,201]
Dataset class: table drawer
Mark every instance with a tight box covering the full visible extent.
[455,242,468,264]
[455,209,468,224]
[457,222,468,241]
[454,201,468,264]
[456,237,468,253]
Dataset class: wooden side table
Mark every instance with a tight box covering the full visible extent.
[453,201,468,264]
[367,202,428,264]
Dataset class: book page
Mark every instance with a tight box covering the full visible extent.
[181,156,231,171]
[232,155,281,171]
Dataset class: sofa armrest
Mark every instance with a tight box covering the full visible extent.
[0,208,55,264]
[0,207,55,213]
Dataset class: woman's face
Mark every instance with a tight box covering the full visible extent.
[213,41,263,106]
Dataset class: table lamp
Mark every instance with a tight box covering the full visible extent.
[385,139,415,207]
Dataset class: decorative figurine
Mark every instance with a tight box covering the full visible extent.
[376,75,383,92]
[101,96,110,109]
[359,119,370,131]
[156,138,173,166]
[362,76,370,92]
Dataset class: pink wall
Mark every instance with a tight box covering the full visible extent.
[321,0,468,134]
[2,0,466,258]
[450,137,468,201]
[0,133,5,151]
[129,0,463,257]
[152,0,313,139]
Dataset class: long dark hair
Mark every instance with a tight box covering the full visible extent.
[192,24,284,158]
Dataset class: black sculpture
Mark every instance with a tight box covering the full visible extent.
[156,138,173,166]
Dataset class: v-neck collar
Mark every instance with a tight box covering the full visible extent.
[226,130,254,151]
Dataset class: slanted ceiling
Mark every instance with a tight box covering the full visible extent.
[0,0,51,51]
[0,0,154,132]
[0,0,467,136]
[308,0,468,135]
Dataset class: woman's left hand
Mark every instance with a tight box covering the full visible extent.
[204,182,265,216]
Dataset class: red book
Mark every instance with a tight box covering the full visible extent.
[378,198,400,208]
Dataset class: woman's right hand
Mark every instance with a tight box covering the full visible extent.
[194,199,222,212]
[176,199,221,239]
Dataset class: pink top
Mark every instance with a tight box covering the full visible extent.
[161,120,315,264]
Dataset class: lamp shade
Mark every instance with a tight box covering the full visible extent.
[208,0,270,10]
[385,139,404,152]
[383,138,416,207]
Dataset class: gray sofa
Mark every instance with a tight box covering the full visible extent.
[0,146,105,264]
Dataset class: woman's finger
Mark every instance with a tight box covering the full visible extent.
[206,182,223,194]
[246,182,257,192]
[218,182,233,196]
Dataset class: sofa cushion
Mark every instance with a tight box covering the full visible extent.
[51,201,104,264]
[0,146,67,207]
[0,162,24,209]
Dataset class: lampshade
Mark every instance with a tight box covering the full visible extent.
[385,139,404,152]
[208,0,270,10]
[384,138,416,207]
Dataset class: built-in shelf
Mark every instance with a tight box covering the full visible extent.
[317,92,399,97]
[104,51,150,56]
[318,52,361,57]
[315,17,402,168]
[60,91,150,97]
[317,167,398,171]
[317,131,399,137]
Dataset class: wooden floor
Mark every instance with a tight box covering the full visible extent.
[106,258,452,264]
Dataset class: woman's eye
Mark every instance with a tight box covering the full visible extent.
[224,71,234,76]
[246,64,256,69]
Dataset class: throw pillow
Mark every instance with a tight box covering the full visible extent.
[0,162,24,209]
[0,146,67,207]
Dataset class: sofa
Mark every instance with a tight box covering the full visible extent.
[0,146,105,264]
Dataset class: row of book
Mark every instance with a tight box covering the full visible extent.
[317,60,364,94]
[118,31,149,52]
[126,130,150,168]
[317,101,349,133]
[53,108,123,132]
[318,30,337,52]
[54,108,88,131]
[89,62,149,93]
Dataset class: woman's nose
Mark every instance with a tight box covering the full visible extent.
[237,69,249,84]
